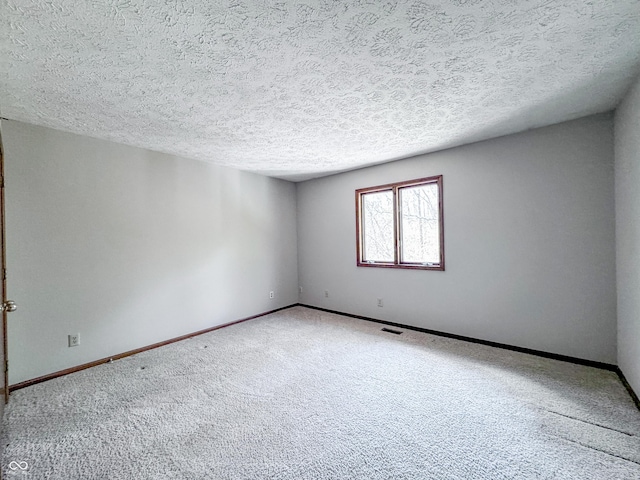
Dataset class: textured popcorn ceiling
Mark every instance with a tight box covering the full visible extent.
[2,1,640,181]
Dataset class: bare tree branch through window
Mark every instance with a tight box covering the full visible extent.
[356,176,444,271]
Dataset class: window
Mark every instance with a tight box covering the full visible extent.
[356,175,444,270]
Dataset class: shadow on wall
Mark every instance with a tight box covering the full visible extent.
[84,156,288,361]
[4,121,297,384]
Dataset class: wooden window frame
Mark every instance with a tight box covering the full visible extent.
[356,175,444,271]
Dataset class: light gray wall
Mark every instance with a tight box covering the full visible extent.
[2,120,299,384]
[297,114,617,364]
[615,75,640,393]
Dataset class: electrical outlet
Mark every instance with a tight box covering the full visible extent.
[68,333,80,347]
[377,298,384,307]
[324,290,329,298]
[299,286,303,294]
[269,291,274,299]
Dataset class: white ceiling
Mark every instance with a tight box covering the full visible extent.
[2,1,640,181]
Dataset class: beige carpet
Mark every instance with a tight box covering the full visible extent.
[3,306,639,479]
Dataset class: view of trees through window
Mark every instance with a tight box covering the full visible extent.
[362,191,394,262]
[357,176,443,270]
[399,183,440,264]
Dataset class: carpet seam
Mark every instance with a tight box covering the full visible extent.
[543,409,636,437]
[552,435,640,466]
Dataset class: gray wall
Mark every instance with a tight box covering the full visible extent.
[297,114,617,364]
[2,120,299,384]
[615,75,640,394]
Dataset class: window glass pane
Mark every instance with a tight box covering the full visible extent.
[362,190,394,262]
[399,183,440,264]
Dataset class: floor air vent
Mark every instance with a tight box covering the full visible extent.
[381,328,403,335]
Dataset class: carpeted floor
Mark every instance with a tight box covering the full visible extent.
[2,306,640,479]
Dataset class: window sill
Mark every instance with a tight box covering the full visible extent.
[356,261,445,271]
